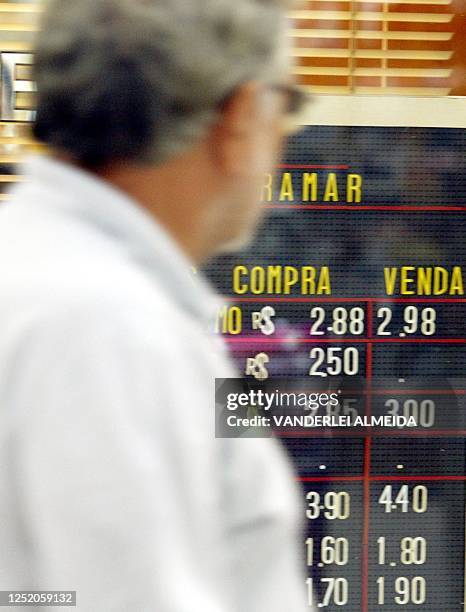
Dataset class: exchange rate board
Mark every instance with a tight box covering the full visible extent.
[207,123,466,611]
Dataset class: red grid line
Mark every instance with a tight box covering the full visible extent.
[362,343,373,612]
[225,337,466,344]
[263,389,465,395]
[298,475,466,482]
[368,429,466,437]
[264,204,466,211]
[226,297,466,304]
[276,164,350,170]
[367,301,373,340]
[278,390,465,395]
[277,430,466,438]
[368,389,466,395]
[299,476,364,482]
[371,475,466,482]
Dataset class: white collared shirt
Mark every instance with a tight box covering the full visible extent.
[0,156,308,611]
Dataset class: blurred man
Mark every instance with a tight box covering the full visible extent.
[0,0,311,610]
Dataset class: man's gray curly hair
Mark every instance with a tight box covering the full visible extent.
[33,0,291,168]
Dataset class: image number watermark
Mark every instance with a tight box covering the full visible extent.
[0,592,76,607]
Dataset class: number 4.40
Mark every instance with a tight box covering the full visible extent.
[378,485,428,513]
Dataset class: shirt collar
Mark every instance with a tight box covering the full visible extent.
[22,155,220,326]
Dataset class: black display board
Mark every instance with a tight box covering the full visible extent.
[206,126,466,611]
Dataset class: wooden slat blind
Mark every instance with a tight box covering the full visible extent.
[0,1,40,192]
[291,0,466,95]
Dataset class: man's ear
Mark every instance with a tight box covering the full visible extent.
[210,81,262,176]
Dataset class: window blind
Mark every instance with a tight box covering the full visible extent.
[290,0,466,95]
[0,2,40,197]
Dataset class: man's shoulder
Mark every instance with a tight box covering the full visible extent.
[0,184,228,370]
[0,199,185,343]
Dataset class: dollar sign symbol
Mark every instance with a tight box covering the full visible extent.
[245,353,270,381]
[252,307,276,336]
